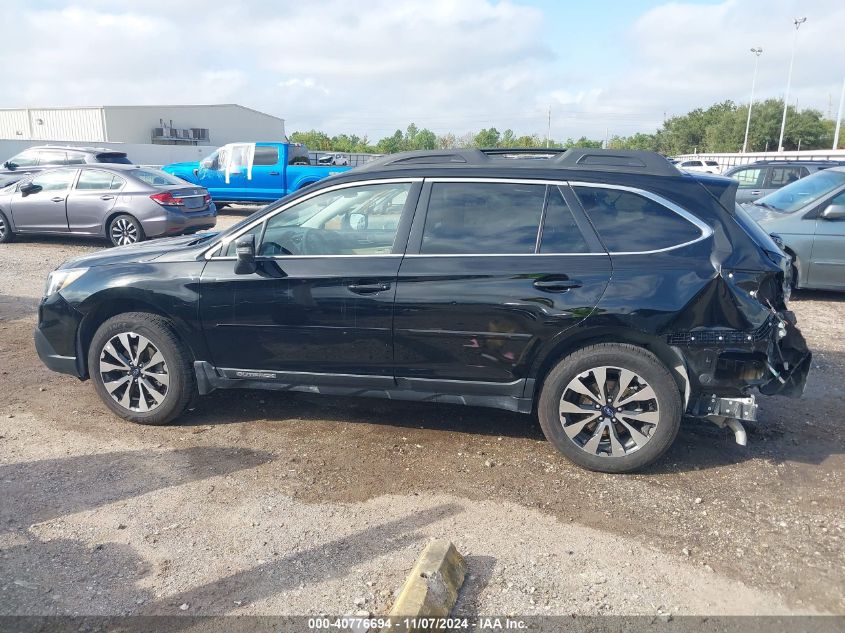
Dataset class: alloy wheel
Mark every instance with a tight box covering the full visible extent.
[99,332,169,412]
[111,218,138,245]
[559,366,660,457]
[0,215,7,240]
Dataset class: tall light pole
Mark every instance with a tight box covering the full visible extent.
[833,77,844,150]
[742,47,763,153]
[778,17,807,152]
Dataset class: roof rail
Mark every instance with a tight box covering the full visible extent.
[355,148,681,177]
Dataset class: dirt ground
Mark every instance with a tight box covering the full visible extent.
[1,210,843,618]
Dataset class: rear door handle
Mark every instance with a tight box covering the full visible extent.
[533,279,582,292]
[750,190,761,195]
[50,197,65,203]
[100,195,115,200]
[268,171,280,176]
[348,282,391,294]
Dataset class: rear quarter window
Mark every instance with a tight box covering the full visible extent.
[573,186,703,252]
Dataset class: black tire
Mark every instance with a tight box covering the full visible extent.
[214,203,229,211]
[537,343,682,473]
[88,312,196,425]
[0,210,14,243]
[108,214,145,247]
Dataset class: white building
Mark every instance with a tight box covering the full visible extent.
[0,104,286,146]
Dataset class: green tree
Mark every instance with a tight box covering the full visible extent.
[376,129,405,154]
[474,127,501,148]
[289,130,332,151]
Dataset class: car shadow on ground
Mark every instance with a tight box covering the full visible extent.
[182,388,545,441]
[790,288,845,303]
[181,383,844,474]
[0,447,273,529]
[5,234,108,248]
[0,294,40,321]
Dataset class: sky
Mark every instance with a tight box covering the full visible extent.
[2,0,843,141]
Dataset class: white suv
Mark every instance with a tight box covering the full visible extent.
[678,159,722,174]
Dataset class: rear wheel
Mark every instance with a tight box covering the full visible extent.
[538,343,682,473]
[108,214,144,247]
[0,210,13,243]
[88,312,196,425]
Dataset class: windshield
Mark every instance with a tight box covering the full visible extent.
[133,168,187,187]
[756,169,845,213]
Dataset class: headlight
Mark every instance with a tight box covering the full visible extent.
[44,267,88,298]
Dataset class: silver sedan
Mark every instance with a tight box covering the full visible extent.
[0,164,216,247]
[744,166,845,291]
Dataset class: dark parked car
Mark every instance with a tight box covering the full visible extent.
[725,160,844,204]
[34,149,810,473]
[0,165,216,246]
[0,145,131,187]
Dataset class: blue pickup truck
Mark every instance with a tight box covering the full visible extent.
[162,142,349,205]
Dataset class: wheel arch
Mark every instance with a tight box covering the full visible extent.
[292,178,320,192]
[77,296,197,379]
[102,210,139,237]
[527,326,688,408]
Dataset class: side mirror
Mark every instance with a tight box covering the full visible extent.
[192,168,199,177]
[234,234,256,274]
[20,183,41,197]
[349,212,368,231]
[3,161,13,170]
[821,203,845,221]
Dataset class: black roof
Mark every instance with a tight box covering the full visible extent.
[27,145,128,156]
[354,148,682,178]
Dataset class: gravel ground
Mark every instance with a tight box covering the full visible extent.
[0,210,843,617]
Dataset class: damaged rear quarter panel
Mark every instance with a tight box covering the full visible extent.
[577,175,810,402]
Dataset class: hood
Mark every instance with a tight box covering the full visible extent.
[58,232,218,270]
[741,202,785,225]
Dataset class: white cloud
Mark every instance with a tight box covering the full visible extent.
[0,0,841,140]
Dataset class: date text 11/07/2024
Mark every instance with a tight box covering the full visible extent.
[306,617,527,630]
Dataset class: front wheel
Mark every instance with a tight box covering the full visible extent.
[88,312,196,425]
[537,343,682,473]
[108,214,144,247]
[0,210,14,243]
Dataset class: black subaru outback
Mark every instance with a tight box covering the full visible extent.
[34,149,811,473]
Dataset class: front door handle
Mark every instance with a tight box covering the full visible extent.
[269,171,280,176]
[100,195,115,201]
[348,282,391,294]
[533,279,582,292]
[50,197,65,203]
[750,190,761,196]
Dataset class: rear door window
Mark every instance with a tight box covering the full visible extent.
[76,169,123,190]
[37,150,68,166]
[65,152,87,165]
[768,166,808,187]
[573,186,703,252]
[253,146,279,166]
[420,182,546,254]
